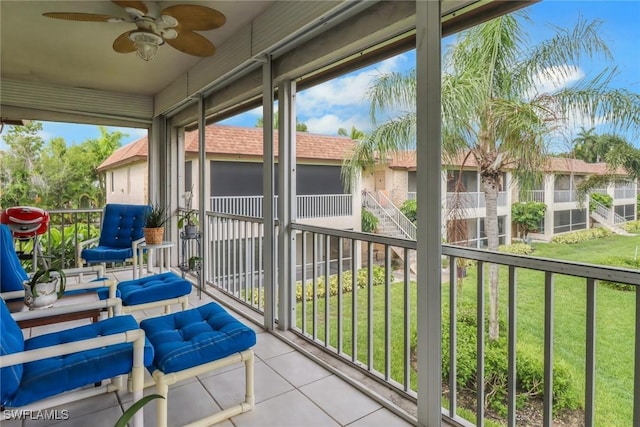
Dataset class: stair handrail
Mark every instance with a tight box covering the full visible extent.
[591,199,627,226]
[363,191,417,240]
[590,199,627,225]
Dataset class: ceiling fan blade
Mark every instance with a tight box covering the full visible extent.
[113,30,136,53]
[42,12,119,22]
[112,1,148,15]
[162,5,226,31]
[166,30,216,57]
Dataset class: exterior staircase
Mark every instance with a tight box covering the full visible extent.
[362,191,417,273]
[590,200,633,236]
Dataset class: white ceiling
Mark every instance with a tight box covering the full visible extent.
[0,1,274,96]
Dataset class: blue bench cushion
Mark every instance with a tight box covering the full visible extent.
[0,224,28,292]
[118,272,191,306]
[4,315,154,407]
[141,302,256,374]
[82,245,134,264]
[0,298,25,406]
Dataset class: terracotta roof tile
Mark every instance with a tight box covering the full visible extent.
[99,125,356,171]
[388,150,625,176]
[183,125,355,160]
[97,136,147,171]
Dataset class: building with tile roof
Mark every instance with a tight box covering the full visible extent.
[362,150,636,243]
[98,124,360,230]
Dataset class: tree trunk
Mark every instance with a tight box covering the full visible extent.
[482,175,500,341]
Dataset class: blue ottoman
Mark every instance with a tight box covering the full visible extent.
[140,302,256,427]
[117,272,191,314]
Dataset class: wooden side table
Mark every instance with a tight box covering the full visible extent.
[7,293,102,328]
[134,241,175,279]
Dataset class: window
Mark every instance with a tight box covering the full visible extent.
[447,170,478,192]
[110,172,114,193]
[615,204,635,221]
[553,209,587,233]
[185,160,193,192]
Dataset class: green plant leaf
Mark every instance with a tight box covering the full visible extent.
[115,394,164,427]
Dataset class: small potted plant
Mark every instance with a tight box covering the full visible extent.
[144,202,169,245]
[177,189,199,237]
[188,256,202,271]
[23,268,66,309]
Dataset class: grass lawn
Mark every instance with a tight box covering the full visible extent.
[294,233,639,426]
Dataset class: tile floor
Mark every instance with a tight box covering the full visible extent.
[7,269,417,427]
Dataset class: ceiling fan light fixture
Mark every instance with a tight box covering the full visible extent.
[129,31,163,61]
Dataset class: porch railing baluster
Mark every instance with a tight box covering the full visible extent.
[449,255,457,418]
[585,278,596,427]
[507,266,517,427]
[476,260,485,427]
[543,271,554,427]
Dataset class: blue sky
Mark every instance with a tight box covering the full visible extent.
[2,0,638,151]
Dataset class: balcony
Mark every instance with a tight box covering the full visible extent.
[553,189,578,203]
[445,191,507,209]
[21,209,640,426]
[210,194,353,219]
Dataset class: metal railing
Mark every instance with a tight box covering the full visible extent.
[362,191,416,240]
[591,200,627,226]
[523,190,545,203]
[204,214,640,427]
[614,184,636,199]
[206,212,274,312]
[442,245,639,427]
[553,189,578,203]
[15,208,104,269]
[209,194,352,219]
[446,191,507,208]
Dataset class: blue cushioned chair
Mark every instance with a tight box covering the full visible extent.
[77,204,150,268]
[140,302,256,427]
[0,297,152,426]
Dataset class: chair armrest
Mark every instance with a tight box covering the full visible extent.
[76,236,100,267]
[63,264,106,280]
[0,326,143,367]
[1,279,117,301]
[132,237,145,251]
[10,297,122,323]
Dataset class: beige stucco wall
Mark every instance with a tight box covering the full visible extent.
[389,169,409,206]
[105,161,147,204]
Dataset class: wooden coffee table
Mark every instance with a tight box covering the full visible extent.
[7,293,103,328]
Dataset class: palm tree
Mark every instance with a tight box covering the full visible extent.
[344,13,640,340]
[573,126,599,162]
[338,126,365,141]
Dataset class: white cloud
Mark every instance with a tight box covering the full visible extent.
[305,113,372,135]
[526,64,585,99]
[296,56,402,116]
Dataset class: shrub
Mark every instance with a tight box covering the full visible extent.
[400,199,417,224]
[498,243,534,255]
[361,208,378,233]
[550,228,611,244]
[440,307,580,417]
[622,220,640,233]
[511,202,546,241]
[595,256,639,292]
[245,265,388,305]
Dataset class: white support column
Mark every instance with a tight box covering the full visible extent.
[197,94,206,296]
[416,1,442,425]
[149,115,172,213]
[263,56,277,330]
[172,127,186,266]
[277,80,297,330]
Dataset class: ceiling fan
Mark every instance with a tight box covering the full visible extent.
[43,1,226,61]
